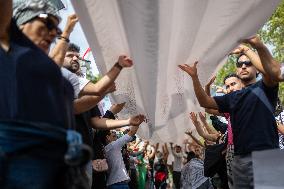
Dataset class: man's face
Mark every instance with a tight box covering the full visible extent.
[236,55,257,83]
[20,15,60,53]
[106,131,117,143]
[175,146,182,153]
[224,77,243,94]
[64,51,81,73]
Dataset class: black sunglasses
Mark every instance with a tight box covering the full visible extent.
[236,61,252,68]
[37,14,62,35]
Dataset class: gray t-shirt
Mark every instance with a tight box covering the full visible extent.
[78,76,90,92]
[105,134,132,186]
[61,67,80,98]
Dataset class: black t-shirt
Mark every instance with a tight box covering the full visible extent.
[0,20,73,127]
[92,109,116,160]
[214,80,279,155]
[76,106,101,147]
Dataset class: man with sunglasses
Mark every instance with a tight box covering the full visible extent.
[235,53,258,86]
[179,43,279,188]
[237,36,284,83]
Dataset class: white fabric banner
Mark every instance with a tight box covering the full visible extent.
[71,0,280,144]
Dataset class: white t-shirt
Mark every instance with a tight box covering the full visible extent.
[105,134,133,186]
[276,111,284,150]
[172,150,183,172]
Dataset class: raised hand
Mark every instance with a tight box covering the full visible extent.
[178,61,199,78]
[144,140,149,147]
[189,112,198,124]
[198,112,206,123]
[110,102,126,114]
[216,86,227,94]
[185,130,193,135]
[118,55,133,68]
[129,114,146,126]
[230,44,250,55]
[206,75,216,87]
[63,14,79,37]
[241,35,263,49]
[205,75,216,95]
[182,139,189,144]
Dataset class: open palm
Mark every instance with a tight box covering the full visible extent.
[206,75,216,86]
[178,61,198,77]
[130,114,145,126]
[189,112,198,123]
[241,35,262,49]
[230,44,249,55]
[198,112,206,122]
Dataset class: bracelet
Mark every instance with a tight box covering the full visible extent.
[57,36,70,43]
[114,62,123,70]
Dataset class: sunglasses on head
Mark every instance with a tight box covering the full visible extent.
[37,14,62,35]
[236,61,252,68]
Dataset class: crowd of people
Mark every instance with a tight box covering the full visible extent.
[0,0,283,189]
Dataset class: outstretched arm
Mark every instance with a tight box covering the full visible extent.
[73,95,103,114]
[74,83,116,114]
[189,112,219,142]
[198,112,218,134]
[155,143,160,151]
[148,145,156,160]
[205,108,223,116]
[127,115,146,136]
[49,14,78,66]
[90,114,145,130]
[162,143,169,163]
[185,130,205,147]
[178,61,218,109]
[80,55,133,96]
[205,75,216,96]
[204,76,224,116]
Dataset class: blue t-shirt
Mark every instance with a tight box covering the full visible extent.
[214,80,279,155]
[0,20,73,127]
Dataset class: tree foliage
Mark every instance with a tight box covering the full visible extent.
[81,59,102,84]
[258,0,284,103]
[259,0,284,62]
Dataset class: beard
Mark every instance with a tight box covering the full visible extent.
[67,60,80,73]
[239,73,255,83]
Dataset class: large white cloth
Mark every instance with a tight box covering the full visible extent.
[71,0,280,143]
